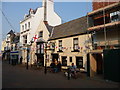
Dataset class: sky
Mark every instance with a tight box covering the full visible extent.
[0,2,92,50]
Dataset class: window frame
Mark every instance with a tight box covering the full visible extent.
[25,24,27,30]
[110,11,120,22]
[22,25,24,31]
[59,40,62,51]
[28,22,30,28]
[73,38,79,51]
[39,31,43,38]
[76,57,83,68]
[23,35,27,44]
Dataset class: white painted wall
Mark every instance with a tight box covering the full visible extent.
[20,0,61,47]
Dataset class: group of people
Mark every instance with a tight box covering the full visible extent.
[50,59,62,73]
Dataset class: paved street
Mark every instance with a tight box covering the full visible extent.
[2,59,120,89]
[0,57,2,89]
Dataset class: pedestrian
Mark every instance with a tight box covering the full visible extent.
[57,61,62,72]
[54,59,58,73]
[50,61,55,72]
[20,56,23,64]
[69,63,77,79]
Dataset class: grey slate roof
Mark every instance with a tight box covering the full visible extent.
[45,24,53,35]
[7,30,14,35]
[49,16,87,40]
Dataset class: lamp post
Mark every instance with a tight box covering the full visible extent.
[26,48,29,70]
[103,2,107,49]
[44,42,47,74]
[26,43,31,70]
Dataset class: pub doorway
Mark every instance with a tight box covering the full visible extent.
[93,53,103,75]
[51,53,59,62]
[36,54,44,66]
[76,57,83,68]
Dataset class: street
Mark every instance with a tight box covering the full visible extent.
[0,56,2,89]
[2,59,119,89]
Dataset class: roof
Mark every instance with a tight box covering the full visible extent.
[26,8,38,17]
[20,8,38,23]
[7,30,14,35]
[49,16,87,40]
[45,24,53,35]
[36,38,46,43]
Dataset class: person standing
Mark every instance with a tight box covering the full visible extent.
[50,61,55,72]
[54,59,58,73]
[20,56,23,64]
[57,61,62,72]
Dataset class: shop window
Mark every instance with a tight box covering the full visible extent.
[62,56,67,66]
[76,57,83,68]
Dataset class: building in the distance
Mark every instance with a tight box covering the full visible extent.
[10,33,20,64]
[2,30,15,61]
[2,30,20,64]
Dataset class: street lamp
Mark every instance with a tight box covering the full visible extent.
[36,38,48,74]
[26,43,31,70]
[44,42,47,74]
[26,48,29,70]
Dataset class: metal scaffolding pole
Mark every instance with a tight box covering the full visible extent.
[103,2,107,49]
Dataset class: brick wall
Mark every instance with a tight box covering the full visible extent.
[92,0,120,10]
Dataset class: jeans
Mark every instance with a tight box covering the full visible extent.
[54,68,58,72]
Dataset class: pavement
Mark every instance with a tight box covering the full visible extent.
[2,59,120,89]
